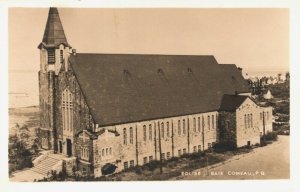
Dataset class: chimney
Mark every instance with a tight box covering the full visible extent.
[237,67,243,73]
[72,49,77,55]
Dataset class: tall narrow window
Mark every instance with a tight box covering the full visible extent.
[198,117,201,132]
[166,122,170,137]
[212,115,215,129]
[216,114,218,129]
[143,125,146,141]
[193,118,196,132]
[247,114,250,129]
[161,122,164,139]
[202,116,205,132]
[81,147,89,160]
[183,119,186,134]
[62,93,65,130]
[207,116,210,130]
[130,127,133,144]
[123,128,127,145]
[149,124,152,141]
[60,50,64,65]
[48,49,55,64]
[62,89,73,131]
[178,120,181,135]
[250,114,253,128]
[244,114,247,129]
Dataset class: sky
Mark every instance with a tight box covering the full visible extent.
[9,8,289,75]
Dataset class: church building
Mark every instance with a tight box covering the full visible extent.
[37,8,272,177]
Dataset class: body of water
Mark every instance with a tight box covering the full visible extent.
[9,70,39,108]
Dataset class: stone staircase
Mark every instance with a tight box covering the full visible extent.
[31,153,65,176]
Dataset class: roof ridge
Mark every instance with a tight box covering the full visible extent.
[73,53,216,57]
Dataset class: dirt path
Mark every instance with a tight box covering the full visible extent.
[174,135,289,180]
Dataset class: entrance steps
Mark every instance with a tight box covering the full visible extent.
[31,152,65,176]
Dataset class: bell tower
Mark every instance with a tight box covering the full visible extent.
[38,7,72,74]
[38,7,72,150]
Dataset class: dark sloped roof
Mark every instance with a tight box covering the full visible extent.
[219,94,248,112]
[39,8,70,48]
[69,53,250,126]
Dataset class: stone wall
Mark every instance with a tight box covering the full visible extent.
[92,111,218,177]
[236,98,261,147]
[38,70,55,150]
[218,111,237,147]
[54,68,95,157]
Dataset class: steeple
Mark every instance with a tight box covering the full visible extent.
[38,7,70,48]
[38,7,73,74]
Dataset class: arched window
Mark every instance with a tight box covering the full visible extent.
[212,115,215,129]
[62,89,73,131]
[207,116,210,130]
[166,122,170,137]
[161,122,164,138]
[247,114,250,129]
[149,124,152,140]
[178,120,181,135]
[183,119,186,134]
[250,114,253,128]
[123,128,127,145]
[198,117,201,132]
[193,118,196,132]
[130,127,133,144]
[244,114,247,128]
[143,125,146,141]
[202,116,205,131]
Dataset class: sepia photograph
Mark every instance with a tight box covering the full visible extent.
[4,3,294,188]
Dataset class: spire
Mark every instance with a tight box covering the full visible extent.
[39,7,70,48]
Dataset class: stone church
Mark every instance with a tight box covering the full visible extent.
[37,8,273,177]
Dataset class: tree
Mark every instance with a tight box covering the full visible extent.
[285,72,290,82]
[9,137,33,171]
[278,73,282,82]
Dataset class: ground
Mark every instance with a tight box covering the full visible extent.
[9,169,45,182]
[176,135,289,180]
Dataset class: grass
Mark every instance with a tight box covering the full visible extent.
[43,148,255,182]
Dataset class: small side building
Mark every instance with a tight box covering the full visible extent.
[263,89,273,100]
[218,95,261,148]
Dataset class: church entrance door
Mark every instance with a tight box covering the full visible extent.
[66,139,72,157]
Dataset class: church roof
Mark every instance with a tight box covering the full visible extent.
[219,94,249,112]
[39,7,70,48]
[69,53,251,126]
